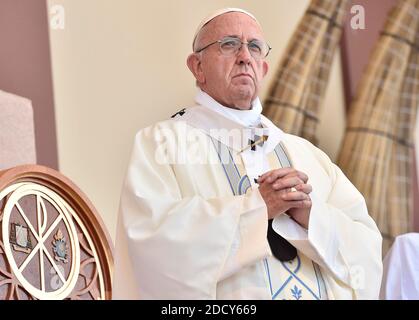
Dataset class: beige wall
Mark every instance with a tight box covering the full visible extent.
[48,0,345,242]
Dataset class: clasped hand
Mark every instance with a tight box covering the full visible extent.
[258,168,312,229]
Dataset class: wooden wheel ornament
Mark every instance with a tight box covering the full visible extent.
[0,165,113,300]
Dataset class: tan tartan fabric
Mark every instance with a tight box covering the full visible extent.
[263,0,350,145]
[337,0,419,254]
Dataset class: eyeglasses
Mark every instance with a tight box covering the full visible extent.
[195,36,272,59]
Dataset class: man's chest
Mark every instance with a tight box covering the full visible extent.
[171,132,332,201]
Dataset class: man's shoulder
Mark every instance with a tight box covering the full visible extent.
[282,132,334,165]
[133,106,202,139]
[282,132,315,149]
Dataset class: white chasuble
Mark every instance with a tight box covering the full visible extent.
[113,94,383,300]
[208,127,328,300]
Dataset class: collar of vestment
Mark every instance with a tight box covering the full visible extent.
[195,88,263,127]
[174,90,286,154]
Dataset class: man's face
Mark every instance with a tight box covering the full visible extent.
[189,12,269,110]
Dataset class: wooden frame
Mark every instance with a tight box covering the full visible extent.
[0,165,113,300]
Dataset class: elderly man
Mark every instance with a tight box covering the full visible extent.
[113,8,383,300]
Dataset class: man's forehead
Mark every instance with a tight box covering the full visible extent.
[193,8,263,48]
[197,13,264,45]
[208,12,262,32]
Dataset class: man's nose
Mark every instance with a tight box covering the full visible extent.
[236,44,252,65]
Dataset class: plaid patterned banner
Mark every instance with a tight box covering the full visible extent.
[337,0,419,254]
[263,0,350,145]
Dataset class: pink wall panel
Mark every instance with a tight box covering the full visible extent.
[0,0,58,169]
[341,0,398,105]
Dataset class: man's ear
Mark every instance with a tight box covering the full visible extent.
[262,60,269,78]
[187,53,205,84]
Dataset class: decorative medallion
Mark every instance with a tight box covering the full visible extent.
[9,222,32,254]
[1,183,80,299]
[52,229,68,264]
[0,166,112,300]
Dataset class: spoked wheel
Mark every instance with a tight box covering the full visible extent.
[0,165,113,300]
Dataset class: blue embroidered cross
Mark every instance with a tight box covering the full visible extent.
[291,285,302,300]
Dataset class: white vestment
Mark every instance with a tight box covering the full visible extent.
[113,91,383,300]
